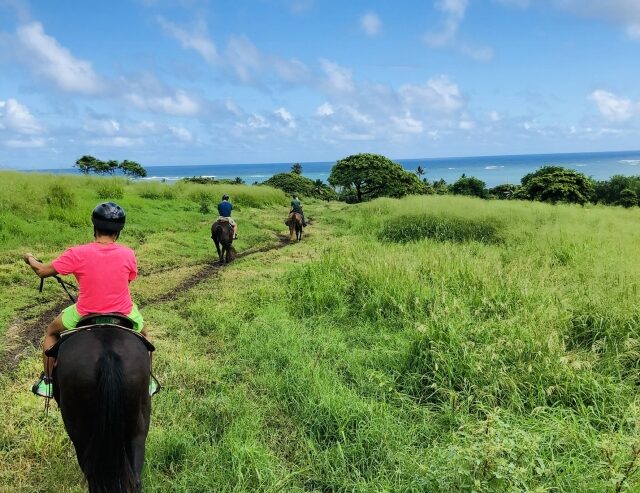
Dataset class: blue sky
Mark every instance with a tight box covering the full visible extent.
[1,0,639,169]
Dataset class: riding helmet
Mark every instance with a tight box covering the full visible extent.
[222,194,230,200]
[91,202,126,232]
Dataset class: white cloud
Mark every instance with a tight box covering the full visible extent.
[83,118,120,136]
[272,57,310,83]
[4,137,46,148]
[554,0,640,40]
[170,126,193,142]
[400,75,465,114]
[15,22,104,94]
[319,58,354,93]
[344,105,374,125]
[226,36,262,84]
[88,136,143,147]
[488,110,501,122]
[392,112,423,134]
[274,107,296,128]
[0,98,43,134]
[316,102,334,116]
[126,90,200,116]
[425,0,468,47]
[360,12,382,36]
[424,0,493,61]
[589,89,638,122]
[157,17,218,64]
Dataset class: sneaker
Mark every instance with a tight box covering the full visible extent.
[149,375,161,396]
[32,372,52,398]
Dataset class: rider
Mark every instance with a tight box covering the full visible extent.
[290,195,307,227]
[25,202,153,398]
[217,194,238,239]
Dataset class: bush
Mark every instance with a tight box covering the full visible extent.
[617,188,638,208]
[95,179,125,200]
[451,176,488,198]
[379,214,503,244]
[189,191,215,214]
[263,173,337,200]
[138,183,176,200]
[46,183,76,208]
[519,166,594,205]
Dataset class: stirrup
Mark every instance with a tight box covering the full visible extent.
[32,372,52,398]
[149,374,161,396]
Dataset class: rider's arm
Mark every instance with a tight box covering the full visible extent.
[23,253,58,278]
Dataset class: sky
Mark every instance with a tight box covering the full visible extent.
[1,0,640,169]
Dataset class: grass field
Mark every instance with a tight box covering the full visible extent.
[1,171,639,492]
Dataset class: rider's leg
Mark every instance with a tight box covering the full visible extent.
[233,223,238,239]
[302,212,307,226]
[42,314,65,375]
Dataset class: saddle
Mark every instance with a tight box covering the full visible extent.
[45,314,155,358]
[216,217,231,224]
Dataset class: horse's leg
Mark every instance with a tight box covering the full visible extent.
[130,401,150,492]
[289,224,294,241]
[214,238,222,264]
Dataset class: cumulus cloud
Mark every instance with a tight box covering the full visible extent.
[360,12,382,36]
[554,0,640,40]
[589,89,638,122]
[126,89,200,116]
[316,102,334,116]
[425,0,468,47]
[274,107,296,128]
[169,126,193,142]
[4,137,46,148]
[399,75,465,114]
[319,58,354,93]
[157,16,218,64]
[15,22,104,94]
[0,98,43,134]
[424,0,493,61]
[391,112,423,134]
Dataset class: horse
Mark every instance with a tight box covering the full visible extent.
[50,325,152,493]
[288,212,303,242]
[211,219,234,264]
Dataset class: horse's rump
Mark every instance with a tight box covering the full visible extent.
[54,326,151,492]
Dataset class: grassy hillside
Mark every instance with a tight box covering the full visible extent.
[1,171,639,491]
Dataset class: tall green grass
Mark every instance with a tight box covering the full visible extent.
[1,178,640,491]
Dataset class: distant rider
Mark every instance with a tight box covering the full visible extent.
[24,202,157,397]
[218,194,238,239]
[290,195,307,227]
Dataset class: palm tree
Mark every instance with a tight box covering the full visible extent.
[291,163,303,175]
[416,165,425,178]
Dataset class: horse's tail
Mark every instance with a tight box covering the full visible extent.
[83,348,137,493]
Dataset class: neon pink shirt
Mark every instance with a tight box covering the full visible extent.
[52,242,137,316]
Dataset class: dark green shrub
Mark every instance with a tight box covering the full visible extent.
[46,184,76,208]
[617,189,638,208]
[379,214,502,244]
[451,176,488,198]
[95,179,125,199]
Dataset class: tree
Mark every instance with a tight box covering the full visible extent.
[594,175,640,205]
[451,176,488,198]
[106,160,120,175]
[233,176,245,185]
[291,163,303,175]
[617,188,638,208]
[74,155,102,174]
[489,183,520,200]
[263,172,337,200]
[519,166,594,205]
[416,165,425,178]
[328,153,430,202]
[119,160,147,178]
[432,178,449,195]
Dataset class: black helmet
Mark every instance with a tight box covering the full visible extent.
[222,194,230,200]
[92,202,126,232]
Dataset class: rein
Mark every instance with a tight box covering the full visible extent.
[33,257,77,413]
[34,258,77,303]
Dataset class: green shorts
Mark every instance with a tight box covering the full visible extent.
[61,304,144,332]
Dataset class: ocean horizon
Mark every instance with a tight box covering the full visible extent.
[8,149,640,188]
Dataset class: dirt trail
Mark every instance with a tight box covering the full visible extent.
[0,234,292,373]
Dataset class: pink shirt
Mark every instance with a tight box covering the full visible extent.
[52,242,137,316]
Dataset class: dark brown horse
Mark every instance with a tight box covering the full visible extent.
[51,325,152,492]
[211,219,234,264]
[287,213,303,242]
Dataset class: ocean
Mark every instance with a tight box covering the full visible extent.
[27,150,640,188]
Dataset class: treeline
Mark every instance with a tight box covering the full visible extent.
[317,153,640,207]
[432,166,640,207]
[74,155,147,178]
